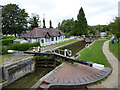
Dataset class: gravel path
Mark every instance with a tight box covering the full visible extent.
[101,36,119,88]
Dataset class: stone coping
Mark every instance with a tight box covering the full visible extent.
[30,63,65,89]
[43,64,111,89]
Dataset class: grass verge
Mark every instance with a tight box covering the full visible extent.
[77,40,111,67]
[41,39,78,48]
[77,40,112,86]
[55,39,78,46]
[109,39,118,60]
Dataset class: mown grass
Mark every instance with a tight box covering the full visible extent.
[42,39,78,48]
[55,39,77,46]
[77,40,111,67]
[109,39,119,60]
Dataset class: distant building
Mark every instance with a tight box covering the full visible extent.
[23,20,65,46]
[13,39,28,44]
[100,32,107,38]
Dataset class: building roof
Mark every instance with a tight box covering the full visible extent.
[23,28,65,38]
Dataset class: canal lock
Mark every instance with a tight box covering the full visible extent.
[2,40,87,89]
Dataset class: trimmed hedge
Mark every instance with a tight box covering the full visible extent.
[1,39,15,46]
[2,46,7,55]
[3,36,15,39]
[8,42,40,51]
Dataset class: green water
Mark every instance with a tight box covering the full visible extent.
[57,40,86,56]
[2,68,53,89]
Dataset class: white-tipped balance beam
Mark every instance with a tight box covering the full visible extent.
[93,63,104,70]
[8,50,14,53]
[8,50,24,54]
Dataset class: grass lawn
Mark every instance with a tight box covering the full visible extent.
[109,39,118,60]
[55,39,78,46]
[42,39,78,48]
[77,40,111,67]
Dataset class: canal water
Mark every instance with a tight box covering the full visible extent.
[55,40,86,56]
[2,68,53,89]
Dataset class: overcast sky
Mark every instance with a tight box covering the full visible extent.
[1,0,119,28]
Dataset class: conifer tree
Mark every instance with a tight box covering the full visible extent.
[73,7,88,35]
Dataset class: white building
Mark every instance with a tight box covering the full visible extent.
[23,20,65,46]
[13,39,28,44]
[100,32,107,38]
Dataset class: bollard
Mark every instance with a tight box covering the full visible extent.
[38,46,40,52]
[112,40,114,44]
[64,49,67,56]
[33,47,35,52]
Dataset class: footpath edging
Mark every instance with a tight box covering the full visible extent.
[101,36,118,88]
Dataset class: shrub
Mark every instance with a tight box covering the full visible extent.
[8,42,40,51]
[2,46,7,55]
[1,39,15,46]
[3,36,15,39]
[32,55,40,60]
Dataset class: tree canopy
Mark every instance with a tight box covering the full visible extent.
[60,18,74,37]
[28,13,41,30]
[73,7,88,36]
[60,7,88,36]
[2,3,28,37]
[108,17,119,38]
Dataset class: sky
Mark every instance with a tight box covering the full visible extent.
[1,0,119,28]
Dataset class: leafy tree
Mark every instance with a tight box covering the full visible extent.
[2,4,28,37]
[101,25,109,32]
[72,20,80,36]
[88,25,96,35]
[28,13,41,30]
[60,18,74,36]
[73,7,88,36]
[108,17,119,38]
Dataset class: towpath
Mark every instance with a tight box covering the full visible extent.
[101,35,119,88]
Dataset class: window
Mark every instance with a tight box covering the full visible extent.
[56,37,57,41]
[41,39,44,43]
[52,37,54,41]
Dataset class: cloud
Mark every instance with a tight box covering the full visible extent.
[1,0,119,27]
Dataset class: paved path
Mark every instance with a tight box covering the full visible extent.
[101,36,119,88]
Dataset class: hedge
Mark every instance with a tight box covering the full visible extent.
[3,36,15,39]
[2,46,7,55]
[8,42,40,51]
[1,39,15,46]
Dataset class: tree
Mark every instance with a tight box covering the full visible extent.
[60,18,74,36]
[28,13,41,30]
[108,17,119,38]
[2,4,28,37]
[73,7,88,36]
[88,25,96,35]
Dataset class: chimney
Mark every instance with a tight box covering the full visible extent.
[49,20,53,28]
[58,22,60,29]
[43,18,46,28]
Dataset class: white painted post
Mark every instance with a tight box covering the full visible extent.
[33,47,35,52]
[64,49,67,56]
[38,46,40,52]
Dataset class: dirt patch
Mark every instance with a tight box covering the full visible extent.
[3,53,32,65]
